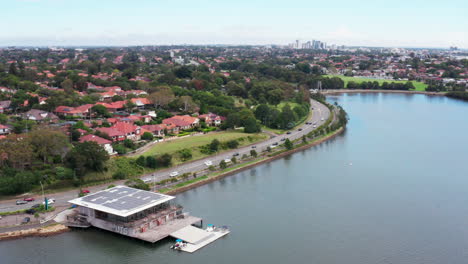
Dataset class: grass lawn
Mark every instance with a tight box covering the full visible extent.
[139,131,268,163]
[325,75,427,91]
[275,101,301,110]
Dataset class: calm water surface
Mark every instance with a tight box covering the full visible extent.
[2,93,468,264]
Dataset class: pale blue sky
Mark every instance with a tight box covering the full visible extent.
[2,0,467,48]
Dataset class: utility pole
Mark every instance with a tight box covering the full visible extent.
[40,181,47,210]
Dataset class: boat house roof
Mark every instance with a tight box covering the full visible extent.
[68,185,175,217]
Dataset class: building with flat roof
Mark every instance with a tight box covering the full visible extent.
[68,186,201,242]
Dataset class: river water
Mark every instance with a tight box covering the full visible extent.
[2,93,468,264]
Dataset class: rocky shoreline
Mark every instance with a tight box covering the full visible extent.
[0,224,69,241]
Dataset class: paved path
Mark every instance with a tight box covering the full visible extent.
[0,99,330,213]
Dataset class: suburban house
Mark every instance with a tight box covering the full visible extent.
[111,122,142,140]
[118,114,152,124]
[96,101,126,113]
[141,124,166,137]
[23,109,59,123]
[98,91,118,101]
[0,101,12,114]
[162,115,199,131]
[130,97,152,109]
[199,113,225,126]
[96,127,126,142]
[54,104,94,118]
[79,134,115,155]
[0,124,11,135]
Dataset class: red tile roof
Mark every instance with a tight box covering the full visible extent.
[96,127,125,137]
[55,104,94,114]
[79,134,111,145]
[162,115,198,128]
[96,101,126,110]
[112,122,140,135]
[141,124,165,132]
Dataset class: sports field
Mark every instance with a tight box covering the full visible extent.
[325,75,427,91]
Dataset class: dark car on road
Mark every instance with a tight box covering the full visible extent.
[25,209,36,215]
[251,145,257,148]
[233,153,240,156]
[22,217,30,224]
[281,138,286,141]
[286,131,292,135]
[31,204,41,209]
[298,128,303,131]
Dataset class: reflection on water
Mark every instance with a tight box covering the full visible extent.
[2,94,468,264]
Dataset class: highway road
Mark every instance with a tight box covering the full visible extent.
[0,99,331,213]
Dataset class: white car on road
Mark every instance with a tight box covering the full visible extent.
[42,198,55,205]
[169,171,179,177]
[204,160,213,166]
[142,177,152,183]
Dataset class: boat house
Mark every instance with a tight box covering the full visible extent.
[67,186,202,243]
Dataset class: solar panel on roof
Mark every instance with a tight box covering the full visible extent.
[79,186,169,212]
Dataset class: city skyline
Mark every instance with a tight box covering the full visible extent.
[2,0,468,48]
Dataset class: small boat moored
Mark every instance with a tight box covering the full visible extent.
[170,239,187,250]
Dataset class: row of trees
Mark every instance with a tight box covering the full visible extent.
[254,103,309,129]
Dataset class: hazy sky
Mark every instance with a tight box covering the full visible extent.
[2,0,467,48]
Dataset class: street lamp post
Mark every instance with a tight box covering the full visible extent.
[40,181,46,210]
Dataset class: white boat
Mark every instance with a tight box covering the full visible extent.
[170,239,187,250]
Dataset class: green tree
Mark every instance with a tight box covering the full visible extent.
[156,153,172,167]
[113,144,127,154]
[146,156,157,168]
[254,104,270,125]
[28,127,70,163]
[91,104,111,118]
[219,160,227,169]
[65,141,110,176]
[8,63,18,76]
[226,139,239,149]
[141,132,154,141]
[243,116,261,133]
[284,138,293,150]
[178,148,193,161]
[250,149,258,157]
[209,139,220,152]
[136,156,146,167]
[113,170,127,179]
[61,79,74,92]
[0,114,8,124]
[174,66,192,78]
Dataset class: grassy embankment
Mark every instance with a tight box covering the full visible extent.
[80,131,267,183]
[325,75,428,91]
[140,131,267,160]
